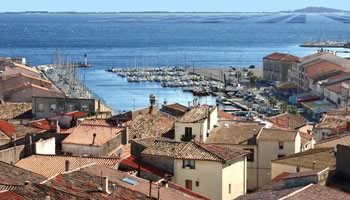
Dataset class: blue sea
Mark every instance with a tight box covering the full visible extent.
[0,13,349,111]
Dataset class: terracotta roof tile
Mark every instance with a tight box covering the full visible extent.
[264,53,300,62]
[316,134,350,148]
[207,121,262,145]
[177,106,212,123]
[272,148,335,170]
[15,154,120,178]
[257,128,298,142]
[128,112,174,139]
[0,103,32,120]
[142,140,248,163]
[284,184,349,200]
[269,113,307,129]
[62,120,123,146]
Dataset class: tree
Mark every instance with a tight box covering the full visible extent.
[249,65,256,69]
[280,102,288,113]
[288,106,298,115]
[249,75,258,86]
[247,71,254,78]
[269,97,277,108]
[235,71,242,83]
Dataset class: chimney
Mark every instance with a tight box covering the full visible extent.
[50,120,60,133]
[102,176,111,194]
[92,133,97,145]
[65,160,70,172]
[121,127,129,145]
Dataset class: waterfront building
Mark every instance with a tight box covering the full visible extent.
[142,140,249,200]
[263,53,300,82]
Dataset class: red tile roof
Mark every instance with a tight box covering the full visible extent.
[15,154,120,178]
[264,53,300,62]
[62,119,123,147]
[305,60,347,79]
[0,120,16,138]
[218,110,240,120]
[120,155,169,177]
[268,113,307,129]
[257,128,298,142]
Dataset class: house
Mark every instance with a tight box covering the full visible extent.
[268,112,307,130]
[175,105,217,143]
[2,83,65,103]
[61,119,124,156]
[15,154,120,178]
[315,134,350,148]
[270,148,335,180]
[32,96,113,119]
[313,108,350,141]
[256,128,302,187]
[160,103,189,117]
[301,99,336,120]
[206,121,263,190]
[0,61,41,78]
[142,140,249,200]
[128,111,175,140]
[263,53,300,82]
[293,52,350,92]
[322,80,350,106]
[0,73,55,92]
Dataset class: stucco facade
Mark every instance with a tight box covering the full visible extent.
[35,137,56,155]
[173,157,247,200]
[257,133,301,187]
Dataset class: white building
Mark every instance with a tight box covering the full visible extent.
[142,140,248,200]
[175,106,217,143]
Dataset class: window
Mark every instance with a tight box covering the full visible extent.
[279,142,284,150]
[278,154,285,158]
[81,105,89,112]
[182,127,193,142]
[68,104,74,112]
[243,148,254,162]
[196,181,199,187]
[38,104,44,112]
[183,159,195,169]
[229,184,231,194]
[50,104,57,112]
[185,180,192,191]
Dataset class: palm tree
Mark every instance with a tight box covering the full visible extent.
[269,97,277,108]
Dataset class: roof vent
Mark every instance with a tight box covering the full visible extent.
[224,123,229,128]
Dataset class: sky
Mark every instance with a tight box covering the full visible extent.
[0,0,348,12]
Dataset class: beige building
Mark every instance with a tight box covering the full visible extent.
[62,119,124,156]
[256,128,301,187]
[263,53,300,82]
[142,140,248,200]
[175,106,217,143]
[271,148,335,180]
[206,121,263,191]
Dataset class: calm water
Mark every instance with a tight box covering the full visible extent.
[0,13,349,111]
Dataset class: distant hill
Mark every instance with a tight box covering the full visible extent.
[291,7,348,13]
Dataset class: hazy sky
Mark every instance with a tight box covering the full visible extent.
[0,0,348,12]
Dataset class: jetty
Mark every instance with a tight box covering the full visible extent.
[300,41,350,48]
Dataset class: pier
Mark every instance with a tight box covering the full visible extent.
[300,41,350,48]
